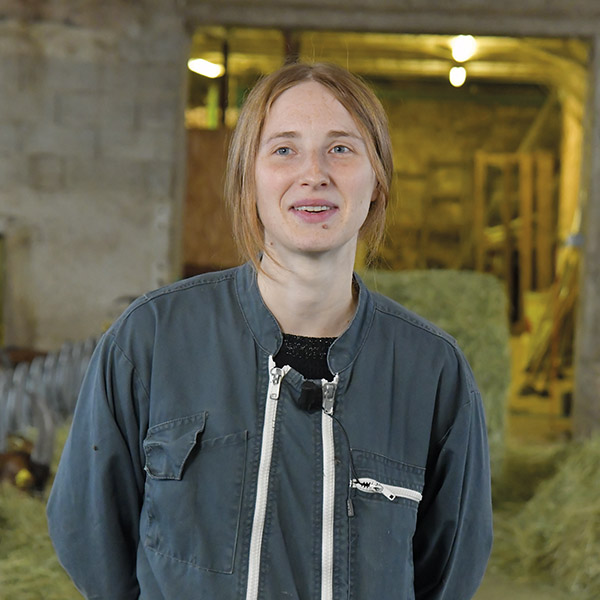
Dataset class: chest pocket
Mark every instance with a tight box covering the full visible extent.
[348,449,425,600]
[142,412,248,574]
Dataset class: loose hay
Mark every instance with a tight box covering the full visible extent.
[492,441,570,505]
[361,269,510,474]
[0,485,81,599]
[493,435,600,598]
[0,424,80,599]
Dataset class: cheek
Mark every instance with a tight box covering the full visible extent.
[255,165,287,203]
[355,168,377,206]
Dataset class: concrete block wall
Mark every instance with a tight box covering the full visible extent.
[0,2,190,350]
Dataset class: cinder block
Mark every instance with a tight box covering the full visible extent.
[103,64,143,96]
[98,127,174,161]
[0,121,23,153]
[143,160,175,198]
[54,91,103,128]
[138,98,178,131]
[0,55,20,92]
[99,95,138,130]
[22,122,97,158]
[28,153,66,192]
[0,86,48,122]
[138,63,187,92]
[45,58,104,93]
[65,156,145,193]
[0,152,26,191]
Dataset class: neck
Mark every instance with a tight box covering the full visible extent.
[257,248,358,338]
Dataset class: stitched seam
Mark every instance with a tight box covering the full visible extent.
[233,269,281,355]
[373,304,457,348]
[106,332,151,402]
[113,271,237,334]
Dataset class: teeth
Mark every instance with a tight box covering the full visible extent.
[294,206,332,212]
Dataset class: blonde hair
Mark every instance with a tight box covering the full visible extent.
[225,62,393,270]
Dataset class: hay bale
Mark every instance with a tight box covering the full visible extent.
[493,435,600,598]
[492,441,570,505]
[361,269,510,474]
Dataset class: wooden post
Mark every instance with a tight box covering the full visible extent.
[519,154,534,293]
[535,152,555,289]
[473,151,486,272]
[573,35,600,438]
[501,160,514,308]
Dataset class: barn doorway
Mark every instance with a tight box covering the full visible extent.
[183,27,590,441]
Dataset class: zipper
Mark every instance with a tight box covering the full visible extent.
[320,374,339,600]
[350,477,423,503]
[246,357,290,600]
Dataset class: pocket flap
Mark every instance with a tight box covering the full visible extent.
[143,412,207,480]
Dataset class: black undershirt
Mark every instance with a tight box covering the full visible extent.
[274,333,335,380]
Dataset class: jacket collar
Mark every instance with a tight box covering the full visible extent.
[235,262,375,376]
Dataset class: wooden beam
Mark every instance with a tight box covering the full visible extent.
[501,161,516,322]
[518,91,560,153]
[473,151,486,272]
[535,152,555,289]
[519,154,534,293]
[186,2,600,37]
[573,35,600,438]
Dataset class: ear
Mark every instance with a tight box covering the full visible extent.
[370,181,379,203]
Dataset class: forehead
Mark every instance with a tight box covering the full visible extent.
[262,81,361,134]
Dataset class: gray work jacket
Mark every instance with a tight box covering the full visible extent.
[47,262,493,599]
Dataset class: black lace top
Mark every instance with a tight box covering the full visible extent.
[274,333,335,380]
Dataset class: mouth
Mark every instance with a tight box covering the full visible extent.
[293,205,334,213]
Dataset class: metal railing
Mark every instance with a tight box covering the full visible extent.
[0,336,97,467]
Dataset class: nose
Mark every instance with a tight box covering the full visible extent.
[300,151,329,187]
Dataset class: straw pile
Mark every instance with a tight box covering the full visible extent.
[492,435,600,599]
[0,425,80,599]
[361,269,510,474]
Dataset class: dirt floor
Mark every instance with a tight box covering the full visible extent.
[475,570,570,599]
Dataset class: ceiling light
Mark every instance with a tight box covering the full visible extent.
[449,66,467,87]
[451,35,477,62]
[187,58,225,78]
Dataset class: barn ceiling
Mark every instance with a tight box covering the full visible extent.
[189,27,589,107]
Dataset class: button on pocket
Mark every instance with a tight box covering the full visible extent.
[142,412,248,574]
[348,450,425,600]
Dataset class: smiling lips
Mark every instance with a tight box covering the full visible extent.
[294,205,332,213]
[291,202,338,223]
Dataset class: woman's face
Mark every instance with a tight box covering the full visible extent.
[254,81,377,263]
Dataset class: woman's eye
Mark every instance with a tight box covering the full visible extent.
[331,145,350,154]
[275,147,292,156]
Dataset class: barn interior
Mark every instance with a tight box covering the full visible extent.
[183,26,588,443]
[0,7,598,598]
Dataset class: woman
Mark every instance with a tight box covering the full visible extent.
[47,62,492,599]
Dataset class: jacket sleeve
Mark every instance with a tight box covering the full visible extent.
[412,357,493,600]
[47,332,147,600]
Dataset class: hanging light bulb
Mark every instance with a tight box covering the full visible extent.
[451,35,477,62]
[449,66,467,87]
[187,58,225,78]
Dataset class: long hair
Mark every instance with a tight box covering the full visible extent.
[224,62,393,270]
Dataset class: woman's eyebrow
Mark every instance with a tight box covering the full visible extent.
[326,130,363,141]
[262,131,298,145]
[263,130,364,145]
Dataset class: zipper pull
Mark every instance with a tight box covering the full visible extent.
[346,497,355,518]
[350,477,423,503]
[321,374,339,415]
[268,357,289,400]
[370,481,397,501]
[350,478,397,501]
